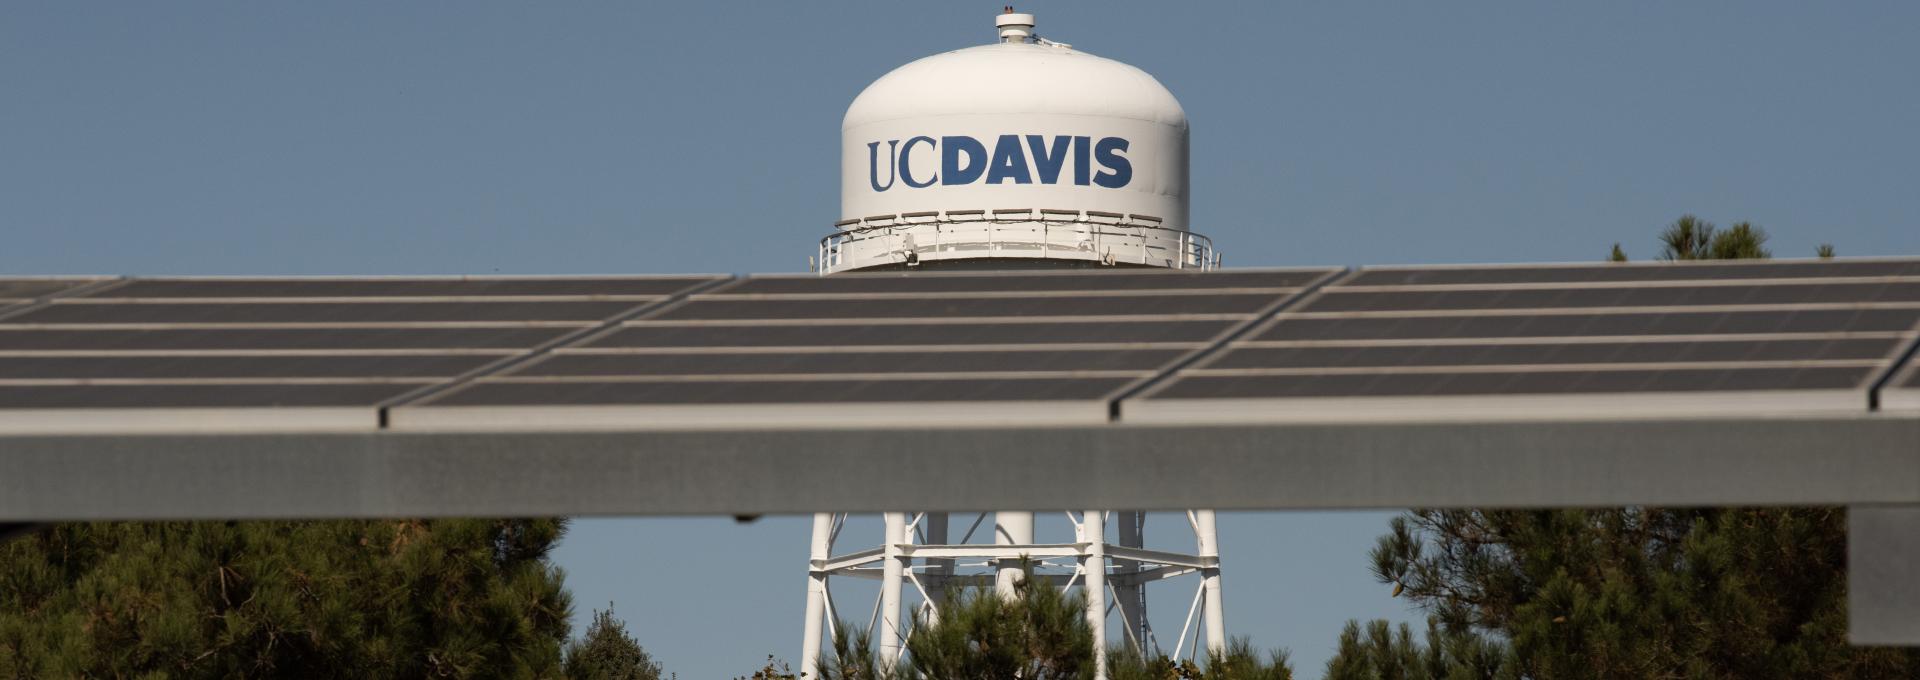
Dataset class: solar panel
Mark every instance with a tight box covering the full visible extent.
[0,278,106,319]
[589,319,1238,348]
[0,278,100,301]
[0,275,727,432]
[1125,258,1920,423]
[394,269,1336,429]
[1346,259,1920,286]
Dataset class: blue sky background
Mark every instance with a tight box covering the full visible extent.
[6,2,1918,676]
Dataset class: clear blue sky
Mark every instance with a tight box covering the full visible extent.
[6,2,1917,676]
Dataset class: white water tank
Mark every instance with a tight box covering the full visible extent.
[821,11,1211,273]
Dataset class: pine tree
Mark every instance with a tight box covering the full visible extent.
[0,519,572,678]
[564,605,664,680]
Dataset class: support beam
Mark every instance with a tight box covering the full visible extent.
[995,511,1034,598]
[1082,510,1109,679]
[925,512,951,617]
[800,512,832,678]
[1194,509,1226,656]
[879,512,908,666]
[1849,505,1920,645]
[1115,510,1147,652]
[3,418,1919,519]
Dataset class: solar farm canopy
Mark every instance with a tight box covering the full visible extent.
[8,259,1920,642]
[6,261,1916,434]
[0,259,1916,522]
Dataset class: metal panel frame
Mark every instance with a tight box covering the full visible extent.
[3,415,1917,520]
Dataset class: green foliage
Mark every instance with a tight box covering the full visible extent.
[1606,244,1626,263]
[564,604,663,680]
[0,519,572,679]
[1323,618,1502,680]
[1110,638,1292,680]
[1656,214,1716,260]
[1656,214,1773,261]
[1817,243,1836,258]
[734,655,798,680]
[1365,508,1920,678]
[822,569,1290,680]
[1710,221,1770,259]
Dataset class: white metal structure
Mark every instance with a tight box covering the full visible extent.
[820,210,1217,273]
[826,9,1207,273]
[804,12,1226,676]
[798,510,1227,676]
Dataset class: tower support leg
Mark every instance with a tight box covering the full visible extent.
[994,510,1034,598]
[879,512,908,666]
[925,512,951,619]
[1081,510,1109,679]
[1194,509,1226,656]
[801,512,832,678]
[1115,510,1146,651]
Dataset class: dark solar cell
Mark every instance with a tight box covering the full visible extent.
[0,384,413,408]
[0,355,496,380]
[1257,309,1920,341]
[1150,366,1873,400]
[589,320,1235,348]
[657,294,1279,320]
[430,377,1133,406]
[12,301,641,324]
[725,270,1332,295]
[1348,260,1920,286]
[99,277,720,299]
[519,349,1184,376]
[0,327,570,351]
[0,279,94,299]
[1212,338,1902,369]
[1305,282,1920,312]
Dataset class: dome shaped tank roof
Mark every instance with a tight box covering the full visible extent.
[842,42,1188,130]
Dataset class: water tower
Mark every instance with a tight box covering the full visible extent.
[801,10,1226,677]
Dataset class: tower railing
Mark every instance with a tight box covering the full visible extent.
[817,209,1216,274]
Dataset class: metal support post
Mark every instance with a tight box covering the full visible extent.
[995,510,1034,598]
[1115,510,1146,651]
[879,512,908,665]
[1194,509,1226,656]
[925,512,951,618]
[801,512,832,678]
[1081,510,1109,679]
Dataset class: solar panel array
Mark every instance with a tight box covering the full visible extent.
[2,259,1916,434]
[394,269,1335,429]
[1126,259,1920,422]
[0,276,723,431]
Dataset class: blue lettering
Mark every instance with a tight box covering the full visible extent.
[1093,137,1131,189]
[1073,136,1092,186]
[899,136,937,188]
[867,140,898,192]
[941,136,987,185]
[1026,135,1070,184]
[986,134,1033,184]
